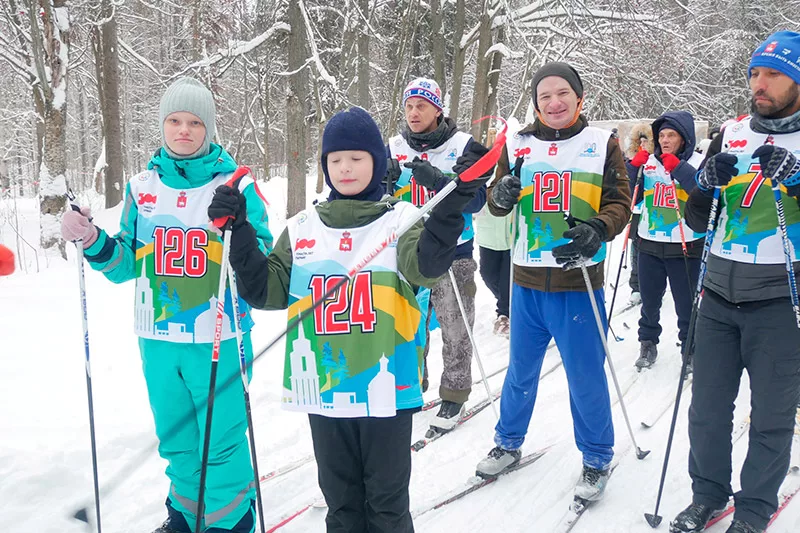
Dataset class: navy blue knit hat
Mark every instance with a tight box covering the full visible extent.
[321,107,388,202]
[749,31,800,85]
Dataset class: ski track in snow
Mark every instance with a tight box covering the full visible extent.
[1,189,799,532]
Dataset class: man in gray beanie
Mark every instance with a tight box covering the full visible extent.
[62,77,274,532]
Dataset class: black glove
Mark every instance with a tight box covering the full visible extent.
[385,157,402,192]
[404,157,445,189]
[208,185,248,229]
[452,142,493,178]
[753,145,800,190]
[491,174,521,209]
[551,219,607,270]
[696,153,738,193]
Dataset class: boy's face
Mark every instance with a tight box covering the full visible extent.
[404,97,441,134]
[327,150,374,196]
[163,111,206,156]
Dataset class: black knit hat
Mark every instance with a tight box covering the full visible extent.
[321,107,388,201]
[531,62,584,110]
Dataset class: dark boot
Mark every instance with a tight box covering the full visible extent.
[724,519,763,533]
[153,500,190,533]
[427,400,464,435]
[635,340,658,370]
[669,502,726,533]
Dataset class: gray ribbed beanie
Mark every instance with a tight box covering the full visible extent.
[159,77,216,158]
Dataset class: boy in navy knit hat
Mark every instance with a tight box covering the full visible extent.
[210,106,489,532]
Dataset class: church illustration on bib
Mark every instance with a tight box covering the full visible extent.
[283,321,396,417]
[517,214,559,263]
[134,256,233,342]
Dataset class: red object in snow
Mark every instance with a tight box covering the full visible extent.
[0,244,15,276]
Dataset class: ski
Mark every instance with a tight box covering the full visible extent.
[412,390,503,452]
[612,300,640,318]
[265,498,324,533]
[411,446,553,519]
[259,454,315,484]
[552,465,619,533]
[641,377,692,429]
[704,472,800,530]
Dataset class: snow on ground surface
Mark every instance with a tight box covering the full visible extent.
[1,177,798,532]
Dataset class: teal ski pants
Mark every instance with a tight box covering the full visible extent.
[139,335,255,531]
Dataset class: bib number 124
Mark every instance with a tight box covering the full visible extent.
[308,272,378,335]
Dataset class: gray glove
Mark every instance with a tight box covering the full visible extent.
[491,174,521,209]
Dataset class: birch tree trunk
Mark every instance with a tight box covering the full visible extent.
[97,0,124,208]
[469,7,491,141]
[286,0,308,217]
[35,0,69,257]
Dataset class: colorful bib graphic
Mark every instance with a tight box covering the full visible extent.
[508,127,609,267]
[390,132,475,244]
[283,203,425,418]
[710,118,800,264]
[129,170,254,342]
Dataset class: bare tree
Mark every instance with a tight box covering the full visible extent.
[286,0,309,217]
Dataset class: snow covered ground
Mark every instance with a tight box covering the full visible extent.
[1,182,799,532]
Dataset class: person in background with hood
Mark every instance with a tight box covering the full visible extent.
[61,77,273,533]
[626,111,704,371]
[385,77,488,436]
[474,62,630,501]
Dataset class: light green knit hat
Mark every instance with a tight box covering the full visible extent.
[159,77,216,158]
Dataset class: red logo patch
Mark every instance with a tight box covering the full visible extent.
[339,231,353,252]
[513,147,531,158]
[644,165,657,171]
[548,143,558,156]
[138,193,157,205]
[728,139,747,148]
[176,191,187,208]
[397,154,408,162]
[765,41,778,53]
[296,238,316,250]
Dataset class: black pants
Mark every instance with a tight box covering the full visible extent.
[688,290,800,529]
[478,246,510,317]
[637,251,700,344]
[308,413,414,533]
[629,239,640,292]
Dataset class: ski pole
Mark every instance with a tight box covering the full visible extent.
[227,267,267,533]
[70,119,507,523]
[447,268,498,420]
[196,222,233,533]
[565,213,650,461]
[645,187,720,528]
[606,166,643,324]
[769,185,800,328]
[667,178,699,306]
[507,155,524,327]
[65,196,103,533]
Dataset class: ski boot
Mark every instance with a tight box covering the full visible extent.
[725,519,763,533]
[476,446,522,478]
[574,465,611,501]
[426,400,464,437]
[635,340,658,370]
[669,502,726,533]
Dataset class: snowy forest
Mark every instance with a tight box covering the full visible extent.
[0,0,798,254]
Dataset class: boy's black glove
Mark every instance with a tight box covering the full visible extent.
[385,158,402,192]
[551,219,607,270]
[208,185,248,229]
[404,157,445,189]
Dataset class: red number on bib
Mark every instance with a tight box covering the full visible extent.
[741,163,765,209]
[309,272,378,335]
[652,182,678,209]
[153,227,209,277]
[531,171,572,212]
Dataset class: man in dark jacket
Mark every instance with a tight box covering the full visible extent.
[670,31,800,533]
[386,77,488,435]
[474,62,631,502]
[626,111,705,370]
